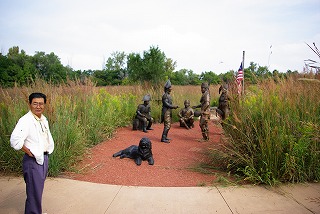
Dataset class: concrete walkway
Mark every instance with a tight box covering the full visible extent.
[0,177,319,214]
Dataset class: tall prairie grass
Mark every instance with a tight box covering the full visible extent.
[0,80,219,176]
[213,78,320,185]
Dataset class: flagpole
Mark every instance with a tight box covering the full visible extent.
[242,51,245,95]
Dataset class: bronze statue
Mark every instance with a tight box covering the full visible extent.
[112,137,154,166]
[134,94,154,133]
[178,100,194,129]
[161,80,179,143]
[216,83,230,120]
[192,82,211,141]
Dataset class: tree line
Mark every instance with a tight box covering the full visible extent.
[0,45,298,88]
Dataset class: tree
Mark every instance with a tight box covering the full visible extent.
[92,70,108,86]
[32,52,67,83]
[7,46,20,58]
[0,53,14,87]
[245,62,259,84]
[187,70,201,85]
[164,58,177,79]
[127,52,143,83]
[127,46,171,85]
[219,70,235,84]
[256,65,271,78]
[6,46,37,86]
[142,46,167,84]
[171,69,189,85]
[103,51,127,85]
[200,71,220,85]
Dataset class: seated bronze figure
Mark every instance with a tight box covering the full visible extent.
[133,94,154,132]
[178,100,194,129]
[112,137,154,166]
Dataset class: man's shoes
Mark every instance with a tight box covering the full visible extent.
[147,127,153,130]
[197,138,209,142]
[161,139,170,143]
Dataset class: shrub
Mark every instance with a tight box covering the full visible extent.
[212,78,320,184]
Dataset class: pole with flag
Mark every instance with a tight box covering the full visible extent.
[236,51,245,95]
[242,51,245,95]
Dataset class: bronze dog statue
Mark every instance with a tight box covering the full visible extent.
[112,137,154,166]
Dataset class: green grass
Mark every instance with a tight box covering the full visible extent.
[211,77,320,185]
[0,80,220,176]
[2,77,319,185]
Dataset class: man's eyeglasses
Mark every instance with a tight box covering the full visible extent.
[31,102,45,107]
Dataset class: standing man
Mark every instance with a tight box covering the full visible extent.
[10,92,54,214]
[135,94,154,133]
[193,82,211,141]
[161,80,179,143]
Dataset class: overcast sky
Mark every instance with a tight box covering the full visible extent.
[1,0,319,74]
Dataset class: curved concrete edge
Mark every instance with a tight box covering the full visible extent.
[0,176,319,214]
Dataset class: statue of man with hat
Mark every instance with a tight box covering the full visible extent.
[193,82,211,141]
[161,80,179,143]
[135,94,154,133]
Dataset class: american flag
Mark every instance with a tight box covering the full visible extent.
[236,62,244,81]
[236,62,243,94]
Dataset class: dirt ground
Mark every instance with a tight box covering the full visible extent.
[64,120,225,187]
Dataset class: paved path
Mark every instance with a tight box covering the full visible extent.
[0,177,319,214]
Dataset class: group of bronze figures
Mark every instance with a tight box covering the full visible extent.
[113,80,230,165]
[133,80,230,142]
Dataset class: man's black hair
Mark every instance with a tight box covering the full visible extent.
[29,92,47,104]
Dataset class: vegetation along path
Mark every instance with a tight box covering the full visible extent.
[65,120,225,187]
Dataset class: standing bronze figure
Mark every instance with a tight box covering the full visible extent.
[135,94,154,133]
[161,80,179,143]
[193,82,211,141]
[178,100,194,129]
[216,83,230,120]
